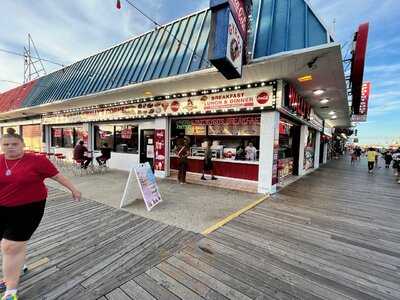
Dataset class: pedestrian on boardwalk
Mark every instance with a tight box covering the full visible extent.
[375,149,380,168]
[392,149,400,183]
[355,146,362,161]
[367,147,376,174]
[176,138,189,184]
[384,150,393,168]
[201,141,217,180]
[351,148,357,165]
[0,128,81,300]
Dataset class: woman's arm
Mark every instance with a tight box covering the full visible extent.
[50,173,81,201]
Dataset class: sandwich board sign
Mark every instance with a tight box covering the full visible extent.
[120,162,162,211]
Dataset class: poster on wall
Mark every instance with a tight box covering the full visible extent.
[272,119,280,186]
[53,128,62,138]
[154,129,166,171]
[120,162,163,211]
[303,128,315,171]
[121,128,132,139]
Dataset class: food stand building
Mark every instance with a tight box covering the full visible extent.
[0,0,349,194]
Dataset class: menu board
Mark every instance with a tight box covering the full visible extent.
[177,115,261,137]
[208,124,259,136]
[185,125,206,136]
[134,162,162,211]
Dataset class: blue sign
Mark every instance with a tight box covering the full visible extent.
[209,1,246,79]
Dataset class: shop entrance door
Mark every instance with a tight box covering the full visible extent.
[319,140,324,164]
[291,126,301,176]
[140,129,155,171]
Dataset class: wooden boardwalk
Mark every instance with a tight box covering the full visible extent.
[13,188,200,300]
[103,159,399,300]
[5,158,400,299]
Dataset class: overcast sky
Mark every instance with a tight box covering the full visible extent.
[0,0,398,145]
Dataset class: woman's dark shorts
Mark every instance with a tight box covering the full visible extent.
[0,201,46,242]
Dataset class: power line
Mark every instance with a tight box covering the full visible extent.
[0,48,65,67]
[0,79,21,85]
[123,0,211,67]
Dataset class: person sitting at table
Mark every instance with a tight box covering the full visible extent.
[96,142,112,166]
[73,140,92,169]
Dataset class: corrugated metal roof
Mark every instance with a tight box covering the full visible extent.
[0,80,36,113]
[1,0,332,114]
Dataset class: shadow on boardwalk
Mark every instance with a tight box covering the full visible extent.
[6,158,400,299]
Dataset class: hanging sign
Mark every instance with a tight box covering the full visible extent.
[208,0,251,79]
[351,23,369,115]
[351,81,371,122]
[228,0,248,40]
[309,110,323,132]
[226,12,243,76]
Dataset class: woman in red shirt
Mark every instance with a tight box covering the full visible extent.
[0,128,81,300]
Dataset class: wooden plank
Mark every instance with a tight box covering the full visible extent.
[134,273,181,300]
[157,261,231,300]
[146,267,204,300]
[171,252,266,300]
[105,288,132,300]
[120,280,156,300]
[162,258,249,300]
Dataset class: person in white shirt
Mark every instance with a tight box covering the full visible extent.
[245,142,257,161]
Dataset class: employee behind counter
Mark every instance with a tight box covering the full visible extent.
[172,137,258,161]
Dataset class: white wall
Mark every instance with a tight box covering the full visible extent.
[323,142,328,164]
[104,152,140,171]
[258,111,280,194]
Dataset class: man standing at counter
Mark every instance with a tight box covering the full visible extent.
[201,142,217,181]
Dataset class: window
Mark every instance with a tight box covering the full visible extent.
[22,125,41,151]
[62,128,74,148]
[51,128,63,147]
[2,126,20,135]
[94,124,138,154]
[75,127,88,145]
[115,125,138,154]
[51,126,85,148]
[94,125,115,150]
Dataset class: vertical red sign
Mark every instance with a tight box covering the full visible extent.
[228,0,248,40]
[359,81,371,115]
[154,129,166,171]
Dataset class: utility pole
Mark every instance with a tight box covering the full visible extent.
[23,34,46,83]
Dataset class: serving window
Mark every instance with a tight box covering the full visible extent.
[171,115,260,161]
